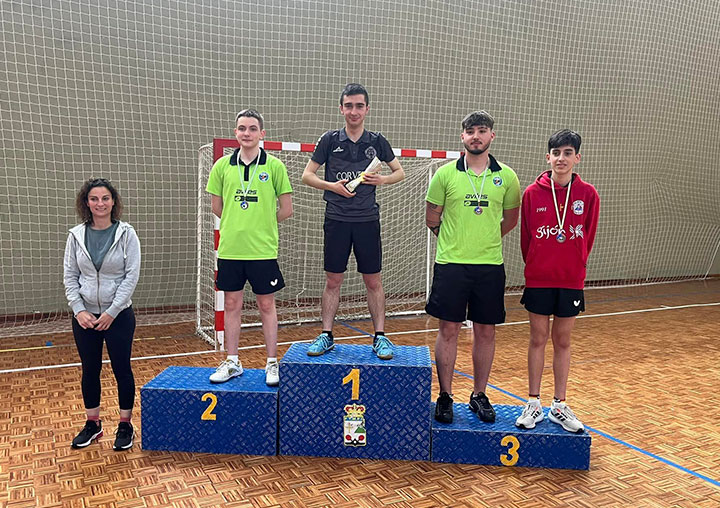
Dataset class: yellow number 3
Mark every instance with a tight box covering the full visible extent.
[500,435,520,466]
[201,392,218,421]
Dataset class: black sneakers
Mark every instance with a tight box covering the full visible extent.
[469,392,496,422]
[434,392,454,423]
[113,422,134,451]
[71,420,103,448]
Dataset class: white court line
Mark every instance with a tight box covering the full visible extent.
[1,301,718,374]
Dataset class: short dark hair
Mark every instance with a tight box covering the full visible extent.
[340,83,369,106]
[548,129,582,153]
[461,110,494,130]
[235,109,264,130]
[75,178,123,224]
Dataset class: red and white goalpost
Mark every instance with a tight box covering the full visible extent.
[197,139,459,349]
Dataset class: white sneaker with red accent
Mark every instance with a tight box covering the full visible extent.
[548,401,584,433]
[515,400,544,429]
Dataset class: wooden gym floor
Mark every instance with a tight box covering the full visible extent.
[1,279,719,507]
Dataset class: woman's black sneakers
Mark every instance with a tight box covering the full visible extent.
[113,422,134,451]
[71,420,103,448]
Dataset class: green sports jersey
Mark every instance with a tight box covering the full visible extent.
[206,148,292,260]
[426,154,520,265]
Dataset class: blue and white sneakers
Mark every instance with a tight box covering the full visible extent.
[307,333,335,356]
[372,334,394,360]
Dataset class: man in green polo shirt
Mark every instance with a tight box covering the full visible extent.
[425,110,520,424]
[206,109,293,386]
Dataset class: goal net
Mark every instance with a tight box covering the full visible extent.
[197,139,453,347]
[2,1,718,340]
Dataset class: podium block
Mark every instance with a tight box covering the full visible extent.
[279,343,432,460]
[431,404,591,470]
[141,366,277,455]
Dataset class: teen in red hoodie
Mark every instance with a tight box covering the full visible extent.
[515,129,599,433]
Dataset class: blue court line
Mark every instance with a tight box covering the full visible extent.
[339,321,377,339]
[339,321,720,489]
[583,427,720,487]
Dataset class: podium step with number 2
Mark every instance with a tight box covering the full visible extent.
[141,366,277,455]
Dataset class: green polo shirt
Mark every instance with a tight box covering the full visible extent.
[206,148,292,260]
[426,154,520,265]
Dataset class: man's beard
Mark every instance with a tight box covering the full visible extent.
[463,141,489,155]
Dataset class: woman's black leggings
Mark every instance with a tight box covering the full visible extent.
[72,306,136,410]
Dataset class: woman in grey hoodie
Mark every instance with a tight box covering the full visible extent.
[63,178,141,451]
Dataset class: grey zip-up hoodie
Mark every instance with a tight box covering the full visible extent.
[63,221,141,318]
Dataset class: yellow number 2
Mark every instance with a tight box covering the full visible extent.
[201,392,218,421]
[342,368,360,400]
[500,435,520,466]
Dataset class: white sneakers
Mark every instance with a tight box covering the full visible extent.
[515,399,585,433]
[209,359,243,383]
[515,400,544,429]
[265,360,279,386]
[209,357,280,387]
[548,400,585,433]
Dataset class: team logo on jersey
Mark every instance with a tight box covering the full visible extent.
[572,200,585,215]
[259,172,269,182]
[570,225,584,239]
[493,176,503,186]
[333,146,344,153]
[365,146,377,159]
[536,225,566,240]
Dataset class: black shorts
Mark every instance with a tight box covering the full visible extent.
[521,287,585,317]
[425,263,506,324]
[216,258,285,295]
[324,217,382,274]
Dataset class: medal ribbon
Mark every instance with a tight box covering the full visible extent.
[463,157,489,211]
[550,173,572,236]
[237,150,262,204]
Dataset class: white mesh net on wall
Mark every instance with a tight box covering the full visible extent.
[2,0,718,337]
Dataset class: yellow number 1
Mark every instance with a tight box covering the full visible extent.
[201,392,218,421]
[342,368,360,400]
[500,435,520,466]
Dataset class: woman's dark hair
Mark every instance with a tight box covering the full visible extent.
[75,178,123,224]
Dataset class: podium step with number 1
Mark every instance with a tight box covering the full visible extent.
[279,342,432,461]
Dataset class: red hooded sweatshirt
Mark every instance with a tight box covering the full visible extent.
[521,171,600,289]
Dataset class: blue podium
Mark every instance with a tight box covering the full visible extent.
[431,404,591,470]
[279,343,432,461]
[141,366,277,455]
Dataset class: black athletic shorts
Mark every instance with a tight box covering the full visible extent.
[323,217,382,274]
[216,258,285,295]
[521,287,585,317]
[425,263,506,324]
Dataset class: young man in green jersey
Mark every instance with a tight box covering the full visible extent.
[206,109,293,386]
[425,111,521,424]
